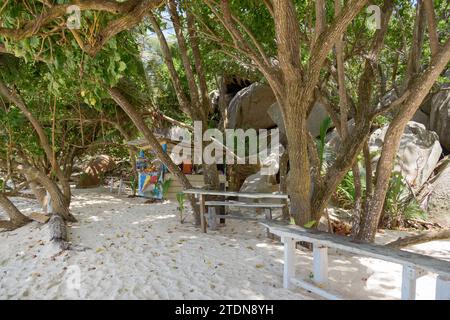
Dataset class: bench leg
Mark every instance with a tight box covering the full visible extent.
[436,275,450,300]
[401,266,417,300]
[109,178,114,193]
[118,179,123,195]
[264,208,273,239]
[207,207,218,231]
[282,237,296,289]
[313,245,328,286]
[199,194,206,233]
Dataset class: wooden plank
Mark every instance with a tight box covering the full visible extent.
[204,200,285,208]
[214,214,260,220]
[290,278,342,300]
[282,237,296,289]
[260,221,450,277]
[184,188,289,199]
[29,212,50,224]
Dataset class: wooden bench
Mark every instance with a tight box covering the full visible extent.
[262,221,450,300]
[184,189,288,234]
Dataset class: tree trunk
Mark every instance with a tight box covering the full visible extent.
[284,96,312,226]
[0,193,31,230]
[15,164,76,222]
[279,147,290,221]
[358,38,450,242]
[404,1,426,87]
[108,87,201,224]
[26,175,47,211]
[48,214,69,250]
[0,81,71,203]
[423,0,440,60]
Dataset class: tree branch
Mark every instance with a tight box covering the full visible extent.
[423,0,440,61]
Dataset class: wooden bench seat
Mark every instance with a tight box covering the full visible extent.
[261,221,450,300]
[204,200,285,208]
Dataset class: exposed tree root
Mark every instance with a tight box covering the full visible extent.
[386,229,450,248]
[0,220,15,231]
[48,214,70,250]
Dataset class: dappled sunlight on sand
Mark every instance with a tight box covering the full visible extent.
[1,187,448,300]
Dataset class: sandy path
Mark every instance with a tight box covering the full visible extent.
[1,188,448,300]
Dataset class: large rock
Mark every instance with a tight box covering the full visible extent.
[412,109,429,129]
[76,155,116,188]
[368,121,442,191]
[325,121,442,191]
[239,139,285,204]
[429,88,450,152]
[239,172,280,205]
[324,119,356,161]
[267,101,329,138]
[227,83,277,130]
[257,139,285,176]
[425,159,450,227]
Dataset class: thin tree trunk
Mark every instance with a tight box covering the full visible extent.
[334,0,363,231]
[26,175,47,211]
[313,0,326,46]
[358,38,450,242]
[152,5,220,194]
[404,1,426,87]
[279,147,290,221]
[352,140,373,237]
[423,0,440,60]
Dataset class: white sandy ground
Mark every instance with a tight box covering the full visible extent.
[0,188,448,300]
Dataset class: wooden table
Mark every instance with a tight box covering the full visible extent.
[184,189,289,233]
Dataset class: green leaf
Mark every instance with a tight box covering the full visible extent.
[118,61,127,72]
[304,220,316,228]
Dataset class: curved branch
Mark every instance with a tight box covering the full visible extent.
[307,0,368,86]
[0,0,144,40]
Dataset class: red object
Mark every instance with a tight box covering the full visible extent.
[182,162,193,174]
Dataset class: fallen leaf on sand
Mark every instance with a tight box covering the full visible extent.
[255,264,264,269]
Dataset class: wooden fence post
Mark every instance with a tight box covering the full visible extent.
[313,245,328,286]
[282,237,296,289]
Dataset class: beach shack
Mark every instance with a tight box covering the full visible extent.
[126,126,226,201]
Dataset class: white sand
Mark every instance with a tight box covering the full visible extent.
[0,188,448,300]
